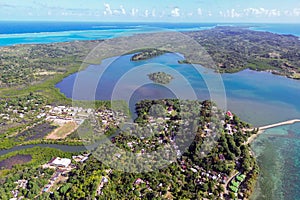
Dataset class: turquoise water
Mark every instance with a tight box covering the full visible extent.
[250,23,300,37]
[1,22,299,46]
[0,21,217,46]
[251,123,300,200]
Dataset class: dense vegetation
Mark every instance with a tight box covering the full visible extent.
[147,72,174,84]
[0,99,259,199]
[0,41,98,88]
[184,26,300,79]
[60,99,258,199]
[131,49,168,61]
[0,147,75,200]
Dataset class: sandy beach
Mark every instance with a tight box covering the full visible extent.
[245,119,300,145]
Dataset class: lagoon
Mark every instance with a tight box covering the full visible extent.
[1,50,299,199]
[55,52,300,200]
[56,52,300,127]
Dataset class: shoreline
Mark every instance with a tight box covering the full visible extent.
[246,119,300,145]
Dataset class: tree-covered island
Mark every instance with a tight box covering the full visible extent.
[147,72,174,84]
[131,48,168,61]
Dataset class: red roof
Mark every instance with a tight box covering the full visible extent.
[226,111,233,117]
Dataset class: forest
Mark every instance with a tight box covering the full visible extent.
[185,26,300,79]
[147,72,174,84]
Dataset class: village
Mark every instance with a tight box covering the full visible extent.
[0,92,127,141]
[10,153,90,200]
[4,99,256,199]
[103,99,255,199]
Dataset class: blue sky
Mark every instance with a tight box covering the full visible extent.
[1,0,300,22]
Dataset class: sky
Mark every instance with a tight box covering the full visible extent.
[0,0,300,23]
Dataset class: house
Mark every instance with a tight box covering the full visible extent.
[226,111,234,119]
[190,168,198,173]
[49,157,71,168]
[226,124,233,134]
[72,155,89,163]
[134,178,144,185]
[101,177,108,183]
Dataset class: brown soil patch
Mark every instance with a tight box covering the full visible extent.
[46,121,78,140]
[0,154,32,169]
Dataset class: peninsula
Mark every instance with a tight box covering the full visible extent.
[131,49,168,61]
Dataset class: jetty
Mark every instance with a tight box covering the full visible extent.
[259,119,300,130]
[245,119,300,145]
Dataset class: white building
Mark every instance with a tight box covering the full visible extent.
[49,157,71,168]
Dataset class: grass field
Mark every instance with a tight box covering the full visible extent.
[46,122,78,140]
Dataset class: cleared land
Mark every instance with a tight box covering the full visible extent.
[46,121,78,140]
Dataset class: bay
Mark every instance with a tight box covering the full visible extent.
[56,52,300,127]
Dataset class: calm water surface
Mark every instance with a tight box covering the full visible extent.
[56,53,300,127]
[251,123,300,200]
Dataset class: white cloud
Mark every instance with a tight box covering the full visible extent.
[104,4,127,16]
[103,3,112,15]
[171,7,180,17]
[120,5,126,15]
[197,8,202,16]
[230,9,240,18]
[243,7,281,17]
[130,8,138,16]
[144,9,149,17]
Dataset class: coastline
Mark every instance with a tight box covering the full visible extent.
[246,119,300,145]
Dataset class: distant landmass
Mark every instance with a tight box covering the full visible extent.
[184,26,300,79]
[131,49,168,61]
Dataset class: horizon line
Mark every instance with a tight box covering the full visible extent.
[1,20,300,25]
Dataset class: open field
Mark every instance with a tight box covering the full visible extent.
[46,122,78,140]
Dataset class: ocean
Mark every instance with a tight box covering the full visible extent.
[0,21,217,46]
[1,21,300,200]
[1,21,300,46]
